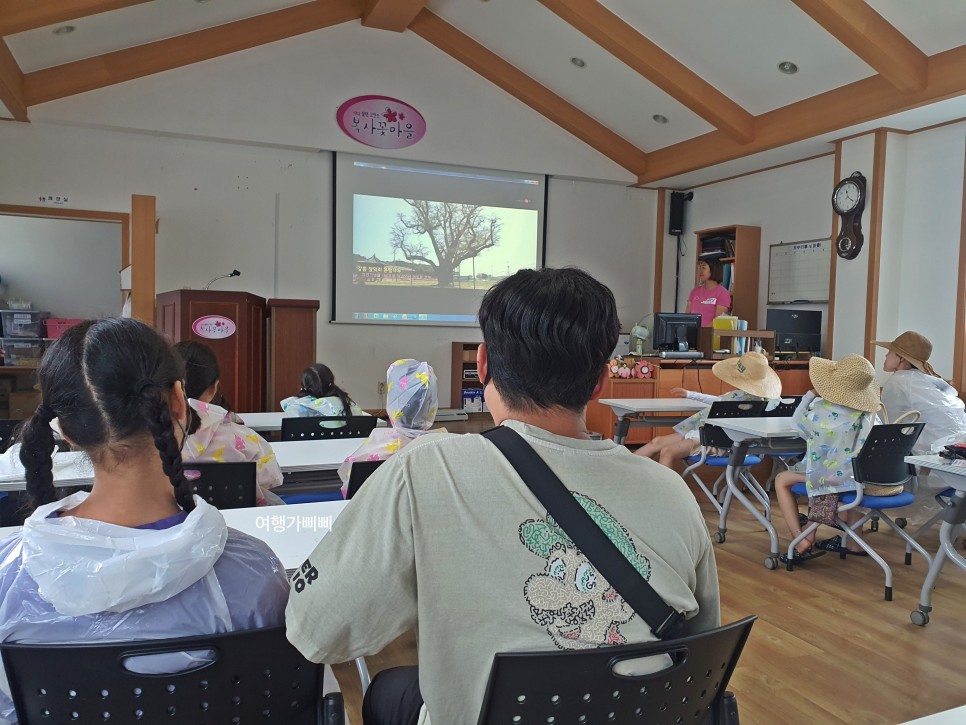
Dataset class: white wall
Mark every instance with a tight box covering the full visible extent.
[0,216,121,319]
[675,155,835,349]
[0,122,652,408]
[874,132,908,375]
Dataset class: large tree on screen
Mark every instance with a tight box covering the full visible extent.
[390,200,503,287]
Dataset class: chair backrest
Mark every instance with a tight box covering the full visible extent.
[851,423,925,486]
[0,625,322,725]
[281,416,378,442]
[346,460,385,500]
[0,419,21,454]
[760,396,803,418]
[477,616,756,725]
[706,400,765,420]
[183,461,257,509]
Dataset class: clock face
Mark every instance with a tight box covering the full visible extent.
[833,180,862,214]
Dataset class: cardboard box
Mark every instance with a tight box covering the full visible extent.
[9,390,41,419]
[461,388,484,413]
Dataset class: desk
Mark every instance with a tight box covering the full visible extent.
[598,398,706,444]
[906,455,966,626]
[712,417,806,568]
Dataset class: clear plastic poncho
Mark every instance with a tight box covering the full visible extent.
[880,371,966,455]
[0,493,290,724]
[280,395,364,419]
[338,359,442,488]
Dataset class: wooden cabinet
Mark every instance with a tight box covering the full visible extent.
[0,367,41,419]
[267,299,320,412]
[695,225,760,328]
[451,342,483,411]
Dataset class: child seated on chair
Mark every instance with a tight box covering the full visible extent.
[0,319,289,724]
[281,363,364,418]
[775,354,880,563]
[173,341,284,506]
[635,351,782,468]
[338,359,444,496]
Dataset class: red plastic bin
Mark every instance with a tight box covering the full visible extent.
[44,318,84,339]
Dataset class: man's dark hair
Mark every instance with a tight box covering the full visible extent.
[478,267,620,413]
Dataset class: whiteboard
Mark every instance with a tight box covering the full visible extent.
[768,239,831,303]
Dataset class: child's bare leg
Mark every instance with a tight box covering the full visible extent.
[658,436,698,468]
[636,433,683,460]
[776,471,813,554]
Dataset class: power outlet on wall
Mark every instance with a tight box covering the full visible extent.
[377,381,386,396]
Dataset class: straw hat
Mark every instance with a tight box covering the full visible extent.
[808,354,880,414]
[872,331,939,377]
[712,351,782,399]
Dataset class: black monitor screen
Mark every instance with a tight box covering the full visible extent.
[654,313,702,351]
[766,309,822,353]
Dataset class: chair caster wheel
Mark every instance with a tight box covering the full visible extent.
[714,532,726,544]
[870,519,879,532]
[896,518,907,529]
[910,610,929,627]
[763,557,777,570]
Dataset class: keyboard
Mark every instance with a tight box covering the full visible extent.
[658,351,704,359]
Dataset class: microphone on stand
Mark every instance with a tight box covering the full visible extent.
[203,270,241,291]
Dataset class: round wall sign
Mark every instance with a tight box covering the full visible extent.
[336,95,426,149]
[192,315,236,340]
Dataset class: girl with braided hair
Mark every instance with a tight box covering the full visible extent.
[281,363,364,419]
[0,318,289,724]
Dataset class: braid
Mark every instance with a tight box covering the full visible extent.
[143,391,195,512]
[19,407,57,512]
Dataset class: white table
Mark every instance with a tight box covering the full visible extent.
[905,454,966,626]
[239,412,387,434]
[902,705,966,724]
[598,398,706,444]
[711,417,806,568]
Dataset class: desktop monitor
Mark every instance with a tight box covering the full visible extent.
[766,308,822,355]
[653,313,702,352]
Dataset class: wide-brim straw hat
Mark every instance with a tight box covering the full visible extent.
[712,351,782,399]
[809,354,880,414]
[872,331,939,377]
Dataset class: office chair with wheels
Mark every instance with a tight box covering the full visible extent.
[0,625,341,724]
[477,616,756,725]
[183,461,257,509]
[281,416,378,442]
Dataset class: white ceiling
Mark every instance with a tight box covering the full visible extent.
[4,0,966,181]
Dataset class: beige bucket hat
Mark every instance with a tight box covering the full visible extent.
[712,351,782,399]
[808,354,880,414]
[872,331,939,377]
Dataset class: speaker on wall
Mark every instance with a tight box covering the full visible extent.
[668,191,693,235]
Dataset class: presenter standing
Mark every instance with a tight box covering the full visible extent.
[686,260,731,327]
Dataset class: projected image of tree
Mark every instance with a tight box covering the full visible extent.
[390,201,501,287]
[352,195,539,290]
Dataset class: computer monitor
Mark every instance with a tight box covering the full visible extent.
[766,308,822,355]
[653,313,702,352]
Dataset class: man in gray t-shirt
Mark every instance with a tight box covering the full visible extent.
[286,267,720,725]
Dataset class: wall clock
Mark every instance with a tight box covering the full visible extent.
[832,171,867,260]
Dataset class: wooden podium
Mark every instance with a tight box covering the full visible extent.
[156,290,266,412]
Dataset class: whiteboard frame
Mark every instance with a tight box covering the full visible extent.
[767,238,832,305]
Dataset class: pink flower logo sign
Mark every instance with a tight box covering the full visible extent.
[336,95,426,149]
[192,315,237,340]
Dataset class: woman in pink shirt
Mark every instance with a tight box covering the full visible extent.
[686,260,731,326]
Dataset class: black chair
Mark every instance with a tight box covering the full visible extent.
[183,461,256,509]
[346,460,385,500]
[281,416,378,442]
[476,616,756,725]
[760,395,803,417]
[0,418,21,454]
[0,625,338,724]
[706,400,766,420]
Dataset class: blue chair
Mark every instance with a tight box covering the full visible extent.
[787,423,931,600]
[279,491,345,504]
[183,461,256,509]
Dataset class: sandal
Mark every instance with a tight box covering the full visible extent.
[779,548,827,565]
[798,513,809,528]
[814,536,842,552]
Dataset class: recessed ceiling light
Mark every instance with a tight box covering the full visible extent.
[652,114,668,124]
[52,25,75,35]
[777,61,799,75]
[570,57,586,68]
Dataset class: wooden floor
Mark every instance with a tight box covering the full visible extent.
[691,479,966,724]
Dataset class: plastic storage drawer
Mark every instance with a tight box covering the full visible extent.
[0,310,49,338]
[1,338,48,367]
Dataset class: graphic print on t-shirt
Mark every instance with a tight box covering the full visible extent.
[518,494,651,650]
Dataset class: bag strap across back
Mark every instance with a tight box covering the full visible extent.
[482,425,684,639]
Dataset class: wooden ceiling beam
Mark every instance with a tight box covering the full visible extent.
[0,38,27,121]
[410,9,647,175]
[22,0,363,106]
[0,0,153,37]
[638,43,966,185]
[790,0,927,93]
[538,0,754,143]
[362,0,428,32]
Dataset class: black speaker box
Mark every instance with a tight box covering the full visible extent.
[669,191,686,235]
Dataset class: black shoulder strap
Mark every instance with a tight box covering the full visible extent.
[482,426,684,639]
